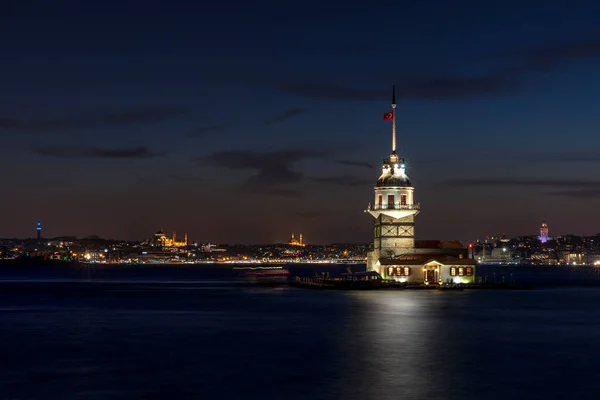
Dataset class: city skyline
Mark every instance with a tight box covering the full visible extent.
[2,218,594,246]
[2,0,600,243]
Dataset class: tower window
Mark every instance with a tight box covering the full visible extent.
[400,195,407,206]
[378,195,382,206]
[387,195,394,209]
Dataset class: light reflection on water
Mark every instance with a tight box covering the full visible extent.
[1,274,600,399]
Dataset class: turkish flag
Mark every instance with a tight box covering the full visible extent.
[383,111,393,121]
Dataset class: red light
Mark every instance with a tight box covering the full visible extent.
[468,243,473,248]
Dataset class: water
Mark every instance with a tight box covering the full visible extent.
[1,264,600,399]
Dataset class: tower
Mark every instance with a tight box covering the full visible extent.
[366,86,420,277]
[299,233,303,246]
[539,219,549,244]
[36,221,42,240]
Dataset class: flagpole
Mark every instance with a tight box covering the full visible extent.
[391,85,397,154]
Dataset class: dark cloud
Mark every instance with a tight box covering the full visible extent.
[548,189,600,198]
[0,108,190,133]
[494,37,600,72]
[337,160,374,169]
[526,152,600,163]
[280,83,382,101]
[187,125,225,137]
[197,148,330,191]
[137,177,162,186]
[0,118,19,129]
[442,178,600,188]
[262,188,302,198]
[33,146,167,159]
[311,175,372,187]
[167,174,204,182]
[281,35,600,101]
[280,68,523,101]
[265,108,308,126]
[291,211,321,219]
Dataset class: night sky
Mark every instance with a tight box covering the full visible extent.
[2,0,600,244]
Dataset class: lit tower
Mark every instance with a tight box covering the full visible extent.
[539,219,549,243]
[366,86,420,276]
[36,221,42,240]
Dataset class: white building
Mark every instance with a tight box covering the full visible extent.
[365,87,477,284]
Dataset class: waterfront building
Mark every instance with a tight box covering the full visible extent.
[365,87,477,284]
[538,219,549,243]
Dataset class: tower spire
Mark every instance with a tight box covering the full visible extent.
[391,85,398,160]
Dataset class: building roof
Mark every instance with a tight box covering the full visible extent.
[376,174,412,187]
[415,240,464,249]
[378,254,477,266]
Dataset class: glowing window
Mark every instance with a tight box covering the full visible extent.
[400,195,407,205]
[459,267,464,276]
[450,267,457,276]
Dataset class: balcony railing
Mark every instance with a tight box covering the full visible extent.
[368,203,420,211]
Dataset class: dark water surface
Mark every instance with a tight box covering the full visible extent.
[1,265,600,399]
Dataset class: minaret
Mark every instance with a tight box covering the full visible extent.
[184,233,188,246]
[299,233,303,246]
[366,86,420,278]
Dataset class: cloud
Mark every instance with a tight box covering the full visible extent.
[337,160,374,169]
[33,146,167,159]
[198,148,329,188]
[137,177,162,185]
[291,211,321,219]
[280,68,524,101]
[280,35,600,102]
[0,108,190,133]
[526,152,600,163]
[494,37,600,72]
[262,188,302,198]
[311,175,372,187]
[441,178,600,188]
[187,125,225,137]
[548,189,600,198]
[265,108,308,126]
[167,174,204,182]
[0,118,19,129]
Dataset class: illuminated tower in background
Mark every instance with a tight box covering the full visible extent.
[366,87,420,275]
[36,221,42,240]
[539,219,549,243]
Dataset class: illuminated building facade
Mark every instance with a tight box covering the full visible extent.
[288,233,305,247]
[365,87,477,284]
[539,220,549,243]
[149,229,188,248]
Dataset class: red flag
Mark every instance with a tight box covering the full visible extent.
[383,111,393,121]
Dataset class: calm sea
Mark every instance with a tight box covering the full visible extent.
[1,264,600,399]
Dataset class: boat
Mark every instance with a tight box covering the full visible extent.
[291,269,406,290]
[244,269,290,286]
